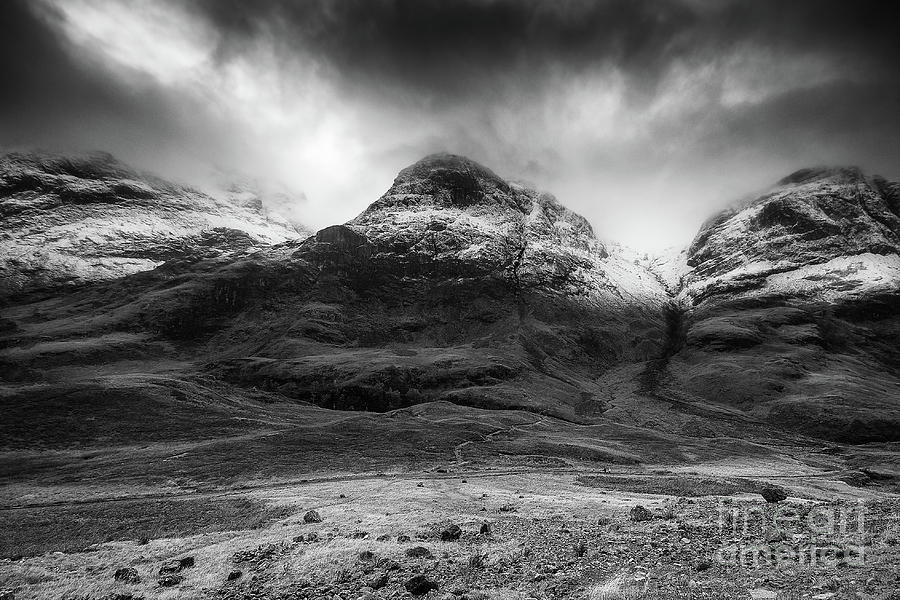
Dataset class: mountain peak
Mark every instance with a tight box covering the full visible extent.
[776,166,865,187]
[378,153,512,210]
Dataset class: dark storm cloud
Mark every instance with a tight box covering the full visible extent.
[2,0,900,248]
[0,0,233,172]
[186,0,900,102]
[187,0,695,101]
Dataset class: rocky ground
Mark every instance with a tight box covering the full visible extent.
[0,473,898,600]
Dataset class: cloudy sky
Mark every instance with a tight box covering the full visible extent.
[2,0,899,250]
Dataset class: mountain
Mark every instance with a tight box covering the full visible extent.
[659,167,900,443]
[1,153,899,477]
[191,154,671,420]
[0,151,308,297]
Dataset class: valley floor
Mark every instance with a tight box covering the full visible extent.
[1,466,898,600]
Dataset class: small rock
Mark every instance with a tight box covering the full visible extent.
[629,505,653,522]
[811,594,835,600]
[405,574,438,595]
[479,522,491,535]
[367,573,388,590]
[376,534,390,541]
[441,524,462,541]
[178,557,194,569]
[114,567,141,584]
[0,590,14,600]
[304,509,323,523]
[760,486,788,503]
[158,574,183,587]
[405,546,434,559]
[158,561,181,576]
[227,570,242,581]
[397,535,411,543]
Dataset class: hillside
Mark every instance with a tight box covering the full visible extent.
[0,151,308,297]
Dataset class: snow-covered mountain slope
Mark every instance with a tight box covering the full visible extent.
[681,167,900,305]
[655,167,900,443]
[350,154,668,309]
[181,155,672,420]
[0,151,308,297]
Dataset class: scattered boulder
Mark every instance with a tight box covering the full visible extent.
[158,557,193,576]
[397,535,411,543]
[441,524,462,541]
[227,570,242,581]
[405,574,439,595]
[629,505,653,522]
[158,561,181,576]
[113,567,141,584]
[760,486,788,503]
[479,522,491,535]
[367,573,389,590]
[303,509,323,523]
[158,574,183,587]
[405,546,434,559]
[376,534,390,541]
